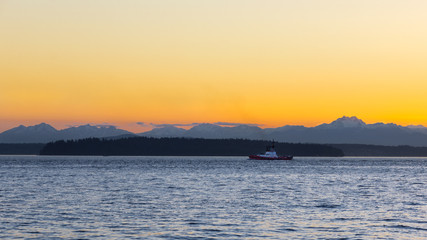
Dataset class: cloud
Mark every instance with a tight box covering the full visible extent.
[136,122,148,127]
[150,123,201,128]
[65,123,118,128]
[66,124,81,128]
[146,122,263,128]
[94,124,117,128]
[214,122,263,127]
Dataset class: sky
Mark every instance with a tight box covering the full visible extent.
[1,0,427,133]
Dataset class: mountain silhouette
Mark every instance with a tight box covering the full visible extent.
[0,123,59,143]
[139,116,427,146]
[0,124,133,143]
[2,116,427,146]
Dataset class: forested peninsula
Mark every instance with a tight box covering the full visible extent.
[3,137,427,157]
[39,137,343,156]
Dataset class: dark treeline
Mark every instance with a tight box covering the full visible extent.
[5,139,427,156]
[0,144,45,155]
[331,144,427,156]
[40,137,344,156]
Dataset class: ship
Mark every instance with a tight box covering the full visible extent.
[248,142,293,160]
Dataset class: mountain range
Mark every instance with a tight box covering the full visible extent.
[2,116,427,146]
[0,123,132,143]
[140,116,427,146]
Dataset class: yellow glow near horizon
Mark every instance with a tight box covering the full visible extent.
[1,0,427,132]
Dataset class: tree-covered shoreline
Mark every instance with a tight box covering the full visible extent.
[3,138,427,157]
[39,137,344,156]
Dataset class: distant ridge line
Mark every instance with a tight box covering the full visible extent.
[2,116,427,146]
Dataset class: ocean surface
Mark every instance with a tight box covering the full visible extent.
[0,156,426,239]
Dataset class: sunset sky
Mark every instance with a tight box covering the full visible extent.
[1,0,427,132]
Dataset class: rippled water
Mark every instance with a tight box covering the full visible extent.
[0,156,426,239]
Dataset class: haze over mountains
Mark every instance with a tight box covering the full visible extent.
[2,116,427,146]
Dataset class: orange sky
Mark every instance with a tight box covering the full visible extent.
[1,0,427,132]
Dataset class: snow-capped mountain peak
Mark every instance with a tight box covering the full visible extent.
[317,116,366,129]
[30,123,57,132]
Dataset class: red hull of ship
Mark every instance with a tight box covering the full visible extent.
[248,155,293,160]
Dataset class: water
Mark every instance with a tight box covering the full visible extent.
[0,156,426,239]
